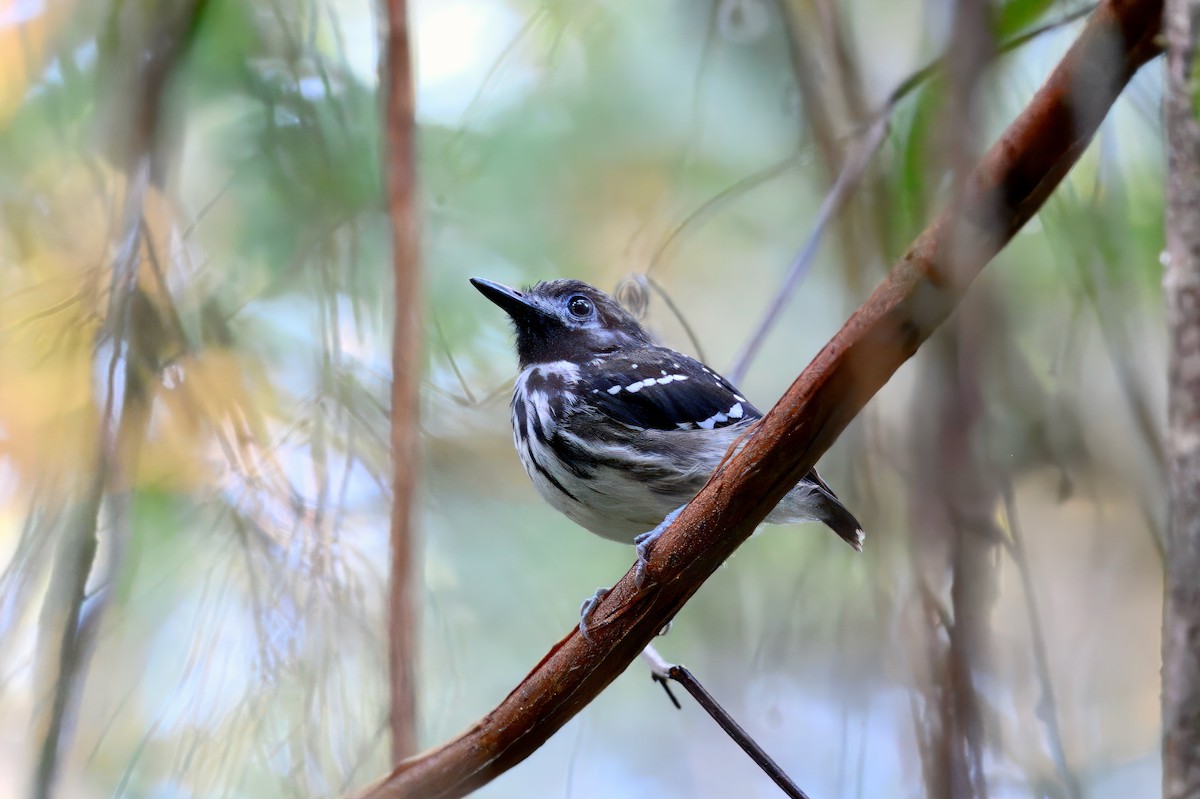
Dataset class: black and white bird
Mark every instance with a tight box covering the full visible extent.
[471,277,864,597]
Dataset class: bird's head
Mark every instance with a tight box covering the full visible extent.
[470,277,654,367]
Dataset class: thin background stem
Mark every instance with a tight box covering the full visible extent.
[383,0,421,764]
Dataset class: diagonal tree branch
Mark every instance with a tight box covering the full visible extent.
[352,1,1162,796]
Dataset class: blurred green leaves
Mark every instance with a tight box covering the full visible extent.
[995,0,1062,38]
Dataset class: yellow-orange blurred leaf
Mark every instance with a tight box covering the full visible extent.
[0,252,97,481]
[0,0,68,124]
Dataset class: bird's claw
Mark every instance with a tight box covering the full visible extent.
[633,534,658,588]
[579,587,610,640]
[633,506,684,588]
[582,507,687,638]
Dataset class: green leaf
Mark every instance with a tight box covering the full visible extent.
[995,0,1059,39]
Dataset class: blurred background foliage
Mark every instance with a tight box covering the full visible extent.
[0,0,1167,797]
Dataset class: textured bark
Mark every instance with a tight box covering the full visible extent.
[1163,1,1200,795]
[350,2,1162,797]
[384,0,421,765]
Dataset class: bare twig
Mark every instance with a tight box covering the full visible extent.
[383,0,422,764]
[647,153,803,275]
[1049,177,1168,552]
[1000,482,1082,799]
[349,2,1162,796]
[646,275,709,363]
[432,318,477,405]
[641,644,811,799]
[884,4,1097,112]
[728,115,888,384]
[33,464,107,799]
[774,0,884,295]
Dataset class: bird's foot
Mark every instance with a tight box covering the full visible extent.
[579,587,610,640]
[633,506,685,588]
[582,507,687,638]
[578,586,671,638]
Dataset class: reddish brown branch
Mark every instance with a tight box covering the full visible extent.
[384,0,421,765]
[353,1,1162,795]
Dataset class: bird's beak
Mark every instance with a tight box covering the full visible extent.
[470,277,547,320]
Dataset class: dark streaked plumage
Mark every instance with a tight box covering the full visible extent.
[470,277,865,550]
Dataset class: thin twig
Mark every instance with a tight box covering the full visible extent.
[647,275,708,363]
[641,645,811,799]
[432,317,477,405]
[450,7,547,145]
[728,115,888,384]
[647,153,803,275]
[884,4,1097,112]
[1000,480,1082,799]
[774,0,883,294]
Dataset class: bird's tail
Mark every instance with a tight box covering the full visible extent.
[812,487,866,552]
[804,469,865,552]
[765,468,867,551]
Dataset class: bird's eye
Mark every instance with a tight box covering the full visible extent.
[567,295,593,318]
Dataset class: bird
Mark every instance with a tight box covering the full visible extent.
[470,277,864,632]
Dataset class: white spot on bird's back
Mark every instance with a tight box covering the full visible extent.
[607,385,622,395]
[728,402,743,418]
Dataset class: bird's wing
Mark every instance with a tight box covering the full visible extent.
[580,349,762,432]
